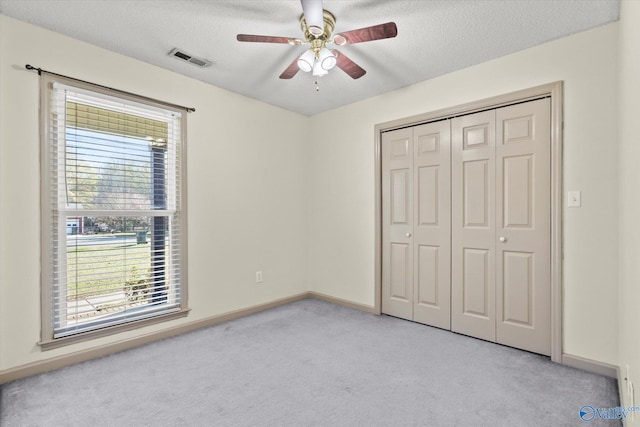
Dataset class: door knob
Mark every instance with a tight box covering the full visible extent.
[499,236,507,243]
[406,233,412,237]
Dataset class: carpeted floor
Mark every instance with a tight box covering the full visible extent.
[0,299,619,426]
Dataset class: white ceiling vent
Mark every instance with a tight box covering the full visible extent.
[168,48,212,68]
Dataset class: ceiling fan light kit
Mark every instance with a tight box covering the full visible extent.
[318,48,337,70]
[236,0,397,86]
[297,49,315,73]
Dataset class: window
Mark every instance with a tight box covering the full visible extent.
[40,74,188,348]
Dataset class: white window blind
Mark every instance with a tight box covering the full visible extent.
[41,75,188,344]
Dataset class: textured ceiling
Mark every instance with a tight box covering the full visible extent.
[0,0,619,116]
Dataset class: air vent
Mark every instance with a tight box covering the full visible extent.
[168,48,212,68]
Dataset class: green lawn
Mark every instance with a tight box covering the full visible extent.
[66,243,151,300]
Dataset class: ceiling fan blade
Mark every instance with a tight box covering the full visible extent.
[333,22,397,45]
[300,0,324,35]
[279,56,300,79]
[332,50,366,79]
[237,34,297,44]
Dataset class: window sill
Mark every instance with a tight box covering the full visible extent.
[39,308,190,351]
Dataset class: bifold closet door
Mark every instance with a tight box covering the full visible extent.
[382,122,451,329]
[382,127,414,320]
[451,99,551,356]
[495,98,551,356]
[451,111,497,342]
[412,121,451,329]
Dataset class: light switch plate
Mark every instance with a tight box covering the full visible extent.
[568,190,581,207]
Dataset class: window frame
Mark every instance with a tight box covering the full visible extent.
[39,73,189,350]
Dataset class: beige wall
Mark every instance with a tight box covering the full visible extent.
[0,15,309,371]
[308,23,620,365]
[618,0,640,417]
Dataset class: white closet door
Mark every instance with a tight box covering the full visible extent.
[412,121,451,329]
[382,122,451,327]
[382,128,414,320]
[381,97,551,356]
[495,98,551,356]
[451,110,497,342]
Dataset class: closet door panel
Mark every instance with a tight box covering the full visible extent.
[413,121,451,329]
[382,128,414,320]
[496,98,551,356]
[451,111,496,342]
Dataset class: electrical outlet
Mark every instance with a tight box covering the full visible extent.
[255,270,263,283]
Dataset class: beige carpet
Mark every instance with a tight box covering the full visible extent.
[0,299,620,426]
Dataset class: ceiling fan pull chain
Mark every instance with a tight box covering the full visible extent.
[315,79,320,92]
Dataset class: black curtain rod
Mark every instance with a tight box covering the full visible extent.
[25,64,196,113]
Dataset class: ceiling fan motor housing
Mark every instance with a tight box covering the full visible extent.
[300,10,336,42]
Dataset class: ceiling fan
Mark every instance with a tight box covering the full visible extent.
[236,0,397,83]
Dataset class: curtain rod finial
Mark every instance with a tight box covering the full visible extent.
[25,64,42,75]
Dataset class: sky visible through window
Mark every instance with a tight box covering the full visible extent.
[65,128,158,210]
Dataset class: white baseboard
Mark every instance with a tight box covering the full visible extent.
[562,353,618,378]
[309,291,378,314]
[618,366,626,407]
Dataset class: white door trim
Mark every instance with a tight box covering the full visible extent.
[374,81,563,363]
